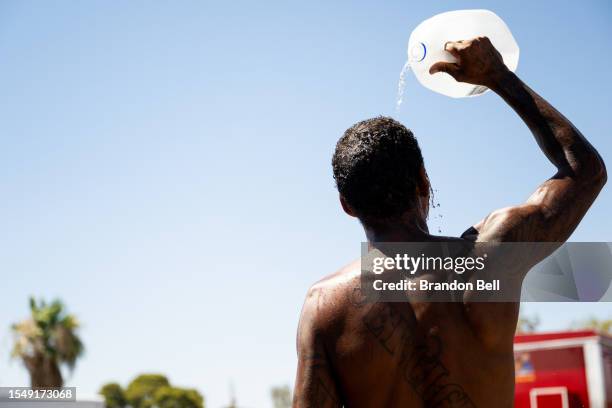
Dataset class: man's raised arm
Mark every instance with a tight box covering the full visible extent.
[431,37,607,243]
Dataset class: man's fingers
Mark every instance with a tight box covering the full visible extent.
[444,41,463,58]
[429,62,461,79]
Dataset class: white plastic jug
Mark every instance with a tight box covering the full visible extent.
[407,9,519,98]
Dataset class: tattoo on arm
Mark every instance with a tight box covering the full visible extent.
[294,286,343,408]
[294,349,342,408]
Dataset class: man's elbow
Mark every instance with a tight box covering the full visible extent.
[592,154,607,190]
[599,156,607,185]
[574,151,607,190]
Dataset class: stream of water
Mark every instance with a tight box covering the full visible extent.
[395,60,411,115]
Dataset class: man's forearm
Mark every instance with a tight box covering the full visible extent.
[490,72,606,179]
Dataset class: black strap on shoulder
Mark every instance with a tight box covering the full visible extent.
[460,226,479,241]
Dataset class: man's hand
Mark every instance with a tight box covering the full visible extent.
[429,36,509,88]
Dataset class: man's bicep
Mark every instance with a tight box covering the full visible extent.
[522,173,602,241]
[477,172,601,243]
[293,346,342,408]
[293,289,342,408]
[475,204,543,242]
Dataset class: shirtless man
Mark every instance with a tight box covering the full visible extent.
[293,37,606,407]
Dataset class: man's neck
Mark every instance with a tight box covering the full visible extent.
[363,217,430,243]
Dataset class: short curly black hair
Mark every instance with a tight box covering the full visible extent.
[332,116,424,220]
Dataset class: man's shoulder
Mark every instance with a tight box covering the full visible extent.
[300,259,361,332]
[311,258,361,291]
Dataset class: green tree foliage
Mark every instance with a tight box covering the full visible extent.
[99,374,204,408]
[270,385,292,408]
[154,386,204,408]
[11,297,84,388]
[99,383,126,408]
[572,317,612,335]
[125,374,170,408]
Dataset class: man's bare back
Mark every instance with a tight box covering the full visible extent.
[294,37,606,407]
[296,257,516,407]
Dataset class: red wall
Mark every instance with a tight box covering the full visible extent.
[514,346,589,408]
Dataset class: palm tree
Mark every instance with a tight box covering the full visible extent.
[11,298,84,388]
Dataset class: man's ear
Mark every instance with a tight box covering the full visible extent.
[340,195,357,217]
[415,166,431,220]
[416,166,430,198]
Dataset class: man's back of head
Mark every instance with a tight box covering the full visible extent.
[332,116,429,226]
[332,116,430,233]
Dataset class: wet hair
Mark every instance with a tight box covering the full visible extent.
[332,116,424,220]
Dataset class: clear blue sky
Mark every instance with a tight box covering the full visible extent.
[0,1,610,407]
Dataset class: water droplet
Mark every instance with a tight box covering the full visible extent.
[429,185,444,235]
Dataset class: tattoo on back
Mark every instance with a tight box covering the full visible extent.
[361,301,476,407]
